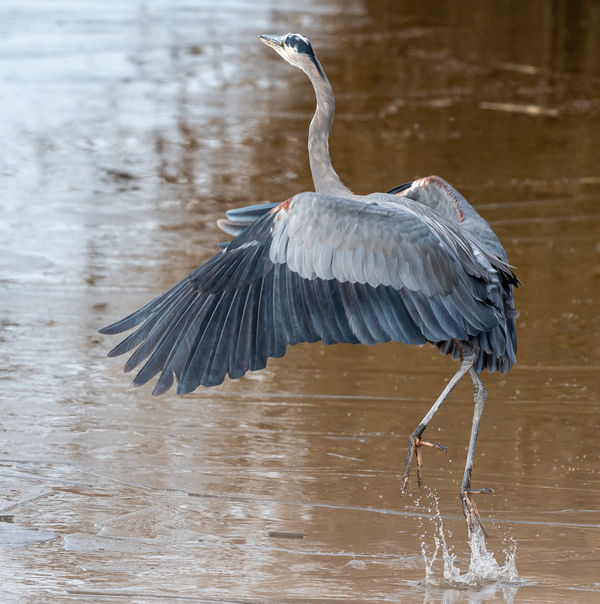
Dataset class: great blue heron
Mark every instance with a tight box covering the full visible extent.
[100,33,518,538]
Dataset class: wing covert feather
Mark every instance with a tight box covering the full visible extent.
[269,192,503,297]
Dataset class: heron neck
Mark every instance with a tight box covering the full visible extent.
[307,64,353,196]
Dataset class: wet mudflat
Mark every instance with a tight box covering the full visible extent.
[1,1,599,602]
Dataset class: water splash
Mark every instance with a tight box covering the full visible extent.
[417,491,523,602]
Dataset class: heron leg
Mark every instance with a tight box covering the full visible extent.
[401,344,477,493]
[460,364,493,539]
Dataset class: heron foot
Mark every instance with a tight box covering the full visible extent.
[401,433,447,493]
[460,488,493,539]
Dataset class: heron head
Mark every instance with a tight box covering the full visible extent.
[259,33,323,76]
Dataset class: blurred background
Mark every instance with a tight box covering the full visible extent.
[1,1,599,602]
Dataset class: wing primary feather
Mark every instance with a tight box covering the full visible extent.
[252,272,271,372]
[227,284,253,380]
[226,244,263,288]
[152,368,174,396]
[230,282,259,379]
[178,289,237,391]
[131,291,201,386]
[130,291,207,384]
[204,249,250,291]
[106,314,162,358]
[123,289,196,373]
[200,289,242,387]
[99,278,189,335]
[164,296,215,383]
[149,291,219,394]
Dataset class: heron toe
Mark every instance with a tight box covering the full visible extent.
[401,434,448,492]
[460,487,494,539]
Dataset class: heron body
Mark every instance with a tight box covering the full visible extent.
[100,33,518,538]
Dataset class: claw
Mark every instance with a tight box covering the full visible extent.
[402,435,447,493]
[460,488,493,539]
[420,440,447,455]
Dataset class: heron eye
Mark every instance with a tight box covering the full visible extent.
[285,35,304,52]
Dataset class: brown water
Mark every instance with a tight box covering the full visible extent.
[1,1,599,602]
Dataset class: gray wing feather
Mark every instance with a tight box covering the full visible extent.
[395,175,509,261]
[269,192,509,296]
[101,191,517,394]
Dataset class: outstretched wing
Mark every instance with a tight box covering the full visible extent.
[101,191,515,394]
[389,176,519,372]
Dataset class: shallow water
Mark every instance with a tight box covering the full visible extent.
[1,1,599,602]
